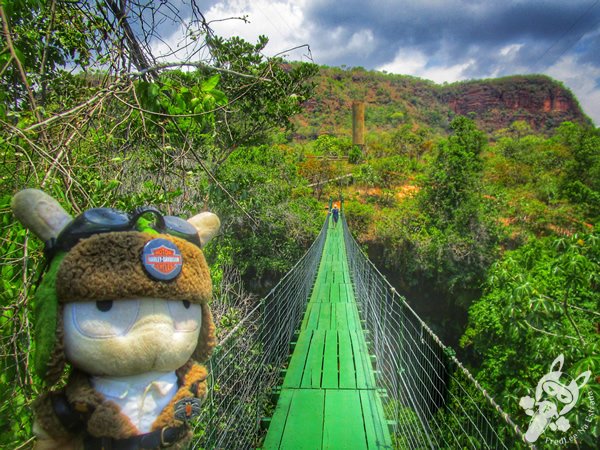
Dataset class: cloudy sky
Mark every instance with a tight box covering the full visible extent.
[153,1,600,124]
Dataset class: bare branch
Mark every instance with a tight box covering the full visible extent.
[23,87,115,132]
[524,320,578,340]
[130,61,272,81]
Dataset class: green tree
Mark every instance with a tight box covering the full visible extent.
[399,117,499,330]
[311,134,352,157]
[422,116,486,228]
[461,231,599,447]
[390,123,432,160]
[206,145,321,287]
[555,122,600,219]
[348,145,364,164]
[207,35,318,168]
[0,0,99,113]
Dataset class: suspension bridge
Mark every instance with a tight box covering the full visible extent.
[192,210,531,449]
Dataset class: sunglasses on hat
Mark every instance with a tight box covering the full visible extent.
[44,206,201,260]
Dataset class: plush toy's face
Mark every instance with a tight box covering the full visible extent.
[63,298,202,376]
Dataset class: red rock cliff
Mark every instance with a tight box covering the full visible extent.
[439,76,589,132]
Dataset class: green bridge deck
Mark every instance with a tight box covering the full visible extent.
[263,223,392,449]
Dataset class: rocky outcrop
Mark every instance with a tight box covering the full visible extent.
[438,76,590,132]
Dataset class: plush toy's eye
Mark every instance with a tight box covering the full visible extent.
[168,300,201,332]
[68,300,140,338]
[96,300,113,312]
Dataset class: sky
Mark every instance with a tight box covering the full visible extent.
[152,0,600,125]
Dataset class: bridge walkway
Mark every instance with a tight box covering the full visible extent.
[262,222,392,449]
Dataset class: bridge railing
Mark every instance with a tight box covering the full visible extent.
[341,214,531,449]
[192,214,330,449]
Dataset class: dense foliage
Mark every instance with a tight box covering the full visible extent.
[461,232,599,446]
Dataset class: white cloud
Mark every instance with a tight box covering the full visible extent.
[149,1,313,65]
[206,0,310,58]
[547,55,600,125]
[347,29,376,55]
[499,43,523,58]
[377,48,475,84]
[206,1,378,64]
[310,27,377,63]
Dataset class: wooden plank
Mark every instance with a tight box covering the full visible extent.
[372,390,394,449]
[301,329,325,388]
[359,332,376,388]
[334,303,348,329]
[350,330,374,389]
[318,303,332,329]
[337,283,348,303]
[330,270,338,286]
[283,330,312,388]
[322,390,368,450]
[321,331,339,389]
[341,283,354,303]
[329,283,340,303]
[279,389,325,450]
[360,390,393,449]
[303,303,320,331]
[338,329,356,389]
[263,388,294,449]
[300,303,314,331]
[311,284,327,303]
[346,303,361,330]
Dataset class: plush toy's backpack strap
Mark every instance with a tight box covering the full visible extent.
[33,389,89,444]
[50,391,89,434]
[83,425,189,450]
[39,391,190,450]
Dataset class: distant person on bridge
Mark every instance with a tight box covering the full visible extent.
[331,204,339,228]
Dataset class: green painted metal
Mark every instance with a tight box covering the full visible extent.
[263,223,392,449]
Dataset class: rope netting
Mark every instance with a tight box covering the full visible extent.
[192,214,329,449]
[341,214,532,450]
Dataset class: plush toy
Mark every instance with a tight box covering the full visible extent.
[12,189,221,450]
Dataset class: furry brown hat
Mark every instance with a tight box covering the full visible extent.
[43,231,218,381]
[57,232,212,305]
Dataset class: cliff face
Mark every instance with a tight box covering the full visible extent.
[293,68,591,139]
[439,76,590,132]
